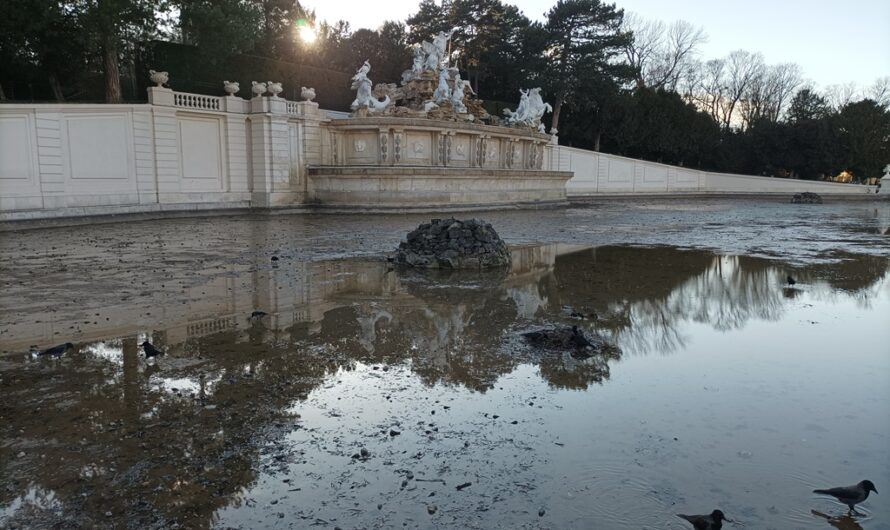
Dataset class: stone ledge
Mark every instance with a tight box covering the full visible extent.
[328,116,551,140]
[308,166,572,180]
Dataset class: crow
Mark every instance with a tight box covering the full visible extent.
[141,341,165,358]
[814,480,878,514]
[676,510,731,529]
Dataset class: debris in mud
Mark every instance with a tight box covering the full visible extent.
[521,325,618,357]
[456,482,472,491]
[791,192,823,204]
[395,218,511,269]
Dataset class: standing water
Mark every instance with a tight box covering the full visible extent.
[1,200,888,529]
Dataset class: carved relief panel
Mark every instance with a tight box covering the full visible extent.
[449,134,471,167]
[344,132,378,165]
[404,132,432,165]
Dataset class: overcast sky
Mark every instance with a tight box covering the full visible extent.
[307,0,889,91]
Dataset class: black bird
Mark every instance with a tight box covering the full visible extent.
[250,310,268,319]
[677,510,731,529]
[39,342,73,356]
[568,325,592,350]
[141,341,165,358]
[814,480,878,514]
[787,275,797,286]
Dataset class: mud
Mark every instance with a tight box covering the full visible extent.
[1,199,889,529]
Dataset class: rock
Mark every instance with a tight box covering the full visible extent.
[395,218,511,269]
[791,192,823,204]
[427,504,437,515]
[522,325,619,357]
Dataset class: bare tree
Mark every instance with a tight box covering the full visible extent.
[623,13,706,91]
[739,62,802,127]
[824,82,858,111]
[692,57,726,124]
[866,76,890,107]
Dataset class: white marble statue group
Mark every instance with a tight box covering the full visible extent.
[413,29,455,76]
[503,88,552,132]
[348,29,552,130]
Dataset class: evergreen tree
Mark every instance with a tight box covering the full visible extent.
[542,0,633,136]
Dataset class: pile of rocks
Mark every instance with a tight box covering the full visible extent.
[522,325,620,359]
[791,192,823,204]
[395,218,511,269]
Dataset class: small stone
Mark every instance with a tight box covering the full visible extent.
[538,508,546,517]
[427,504,437,515]
[389,429,400,437]
[16,451,25,458]
[105,511,113,517]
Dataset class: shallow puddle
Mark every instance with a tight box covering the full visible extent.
[1,242,889,529]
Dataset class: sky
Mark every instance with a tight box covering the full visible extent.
[307,0,890,91]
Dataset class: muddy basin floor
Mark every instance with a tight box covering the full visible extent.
[1,198,889,529]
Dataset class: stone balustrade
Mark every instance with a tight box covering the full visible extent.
[173,92,222,111]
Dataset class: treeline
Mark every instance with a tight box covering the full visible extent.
[2,0,888,180]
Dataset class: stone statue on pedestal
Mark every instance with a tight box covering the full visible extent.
[451,72,468,114]
[350,61,391,114]
[421,29,455,71]
[433,67,451,104]
[504,87,552,131]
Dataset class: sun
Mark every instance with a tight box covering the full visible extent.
[299,25,316,44]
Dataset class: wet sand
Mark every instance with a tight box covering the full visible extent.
[1,199,889,529]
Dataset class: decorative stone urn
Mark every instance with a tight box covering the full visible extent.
[267,81,283,98]
[223,80,240,96]
[301,86,316,102]
[149,70,169,87]
[251,81,267,98]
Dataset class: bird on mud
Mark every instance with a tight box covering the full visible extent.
[786,275,797,286]
[814,480,878,514]
[38,342,73,357]
[141,341,165,359]
[676,509,732,529]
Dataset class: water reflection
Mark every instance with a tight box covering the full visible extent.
[1,245,887,528]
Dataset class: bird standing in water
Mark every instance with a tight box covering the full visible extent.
[814,480,878,514]
[677,509,731,529]
[141,341,165,358]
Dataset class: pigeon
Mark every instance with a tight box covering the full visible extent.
[141,341,165,358]
[39,342,73,356]
[786,275,797,286]
[814,480,878,513]
[676,510,731,529]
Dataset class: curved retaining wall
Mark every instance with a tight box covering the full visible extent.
[548,145,877,197]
